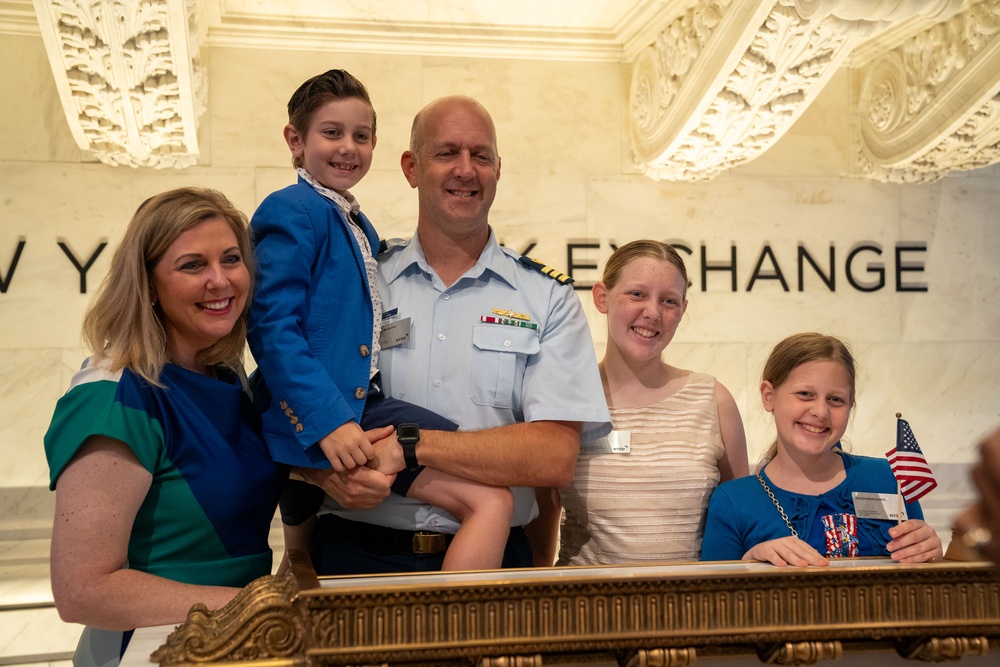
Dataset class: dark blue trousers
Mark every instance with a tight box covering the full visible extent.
[309,513,532,575]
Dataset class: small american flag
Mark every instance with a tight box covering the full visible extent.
[885,418,937,503]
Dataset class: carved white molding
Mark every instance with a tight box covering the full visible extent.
[792,0,962,24]
[628,0,966,181]
[0,0,39,35]
[856,0,1000,183]
[32,0,206,169]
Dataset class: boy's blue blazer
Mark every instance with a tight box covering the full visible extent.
[247,178,380,467]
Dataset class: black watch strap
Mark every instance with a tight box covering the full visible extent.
[402,441,419,471]
[398,423,420,471]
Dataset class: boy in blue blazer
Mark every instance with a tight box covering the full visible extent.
[248,70,512,571]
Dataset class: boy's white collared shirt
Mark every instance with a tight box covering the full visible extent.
[298,167,382,376]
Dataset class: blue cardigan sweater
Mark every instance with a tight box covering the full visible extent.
[702,453,924,561]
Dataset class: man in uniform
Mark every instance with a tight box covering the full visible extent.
[302,96,610,573]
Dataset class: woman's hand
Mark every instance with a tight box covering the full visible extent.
[953,503,998,561]
[743,537,829,567]
[887,519,943,562]
[951,429,1000,562]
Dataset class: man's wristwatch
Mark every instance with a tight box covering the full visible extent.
[397,423,421,471]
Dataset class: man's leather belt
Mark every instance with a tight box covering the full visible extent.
[316,513,452,554]
[412,531,449,554]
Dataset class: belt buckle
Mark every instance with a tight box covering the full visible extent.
[412,531,447,554]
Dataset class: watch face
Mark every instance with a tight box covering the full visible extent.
[398,423,419,442]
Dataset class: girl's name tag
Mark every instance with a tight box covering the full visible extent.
[581,430,631,455]
[852,492,908,521]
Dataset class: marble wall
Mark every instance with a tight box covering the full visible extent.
[1,34,998,535]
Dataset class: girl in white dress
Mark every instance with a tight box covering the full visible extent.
[530,240,749,565]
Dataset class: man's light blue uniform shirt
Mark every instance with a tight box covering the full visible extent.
[323,230,611,533]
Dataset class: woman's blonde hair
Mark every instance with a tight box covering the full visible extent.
[758,332,857,467]
[602,240,691,299]
[82,188,255,385]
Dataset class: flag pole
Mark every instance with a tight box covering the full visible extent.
[895,412,902,525]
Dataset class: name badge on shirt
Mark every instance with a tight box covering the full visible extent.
[379,317,411,349]
[580,430,631,455]
[852,492,908,522]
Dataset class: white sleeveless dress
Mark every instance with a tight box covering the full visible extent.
[557,372,725,565]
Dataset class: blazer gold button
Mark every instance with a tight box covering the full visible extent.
[279,400,288,410]
[284,408,294,417]
[290,416,299,425]
[360,344,370,357]
[354,387,367,400]
[295,424,304,433]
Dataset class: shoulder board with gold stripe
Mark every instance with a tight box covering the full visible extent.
[377,237,408,256]
[517,256,574,285]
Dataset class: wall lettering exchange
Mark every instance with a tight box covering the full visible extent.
[1,238,927,295]
[552,240,928,293]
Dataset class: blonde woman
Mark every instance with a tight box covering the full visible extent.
[45,188,285,666]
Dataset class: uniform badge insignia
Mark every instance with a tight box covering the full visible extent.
[517,256,574,284]
[492,308,530,321]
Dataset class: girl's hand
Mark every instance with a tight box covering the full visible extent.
[743,537,829,567]
[887,519,943,562]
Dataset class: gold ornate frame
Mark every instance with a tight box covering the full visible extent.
[153,552,999,666]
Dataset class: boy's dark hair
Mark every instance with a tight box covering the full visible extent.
[287,69,376,167]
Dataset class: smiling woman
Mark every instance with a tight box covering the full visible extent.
[43,188,286,667]
[151,216,251,374]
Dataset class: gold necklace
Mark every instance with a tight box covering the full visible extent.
[168,355,216,379]
[755,472,798,538]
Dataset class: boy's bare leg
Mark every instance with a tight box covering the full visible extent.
[525,487,561,567]
[407,468,513,571]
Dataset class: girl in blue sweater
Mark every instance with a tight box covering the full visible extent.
[702,333,942,566]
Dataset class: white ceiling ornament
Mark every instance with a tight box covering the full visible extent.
[628,0,966,181]
[32,0,206,169]
[791,0,962,24]
[855,0,1000,183]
